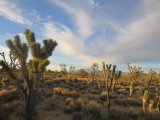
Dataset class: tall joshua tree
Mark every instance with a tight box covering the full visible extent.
[60,63,67,77]
[127,63,143,83]
[102,62,121,111]
[69,66,76,79]
[90,63,99,81]
[148,69,156,86]
[0,29,57,120]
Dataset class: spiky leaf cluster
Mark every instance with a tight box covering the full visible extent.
[6,35,28,62]
[25,29,57,74]
[0,61,16,80]
[114,71,121,80]
[25,29,57,59]
[102,62,117,79]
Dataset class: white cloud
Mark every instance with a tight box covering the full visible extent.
[50,0,94,38]
[0,0,32,25]
[106,0,160,63]
[47,0,160,68]
[43,21,104,66]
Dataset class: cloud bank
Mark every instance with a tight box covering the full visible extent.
[44,0,160,67]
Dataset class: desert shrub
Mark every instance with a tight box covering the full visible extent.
[65,90,80,98]
[65,97,74,105]
[137,112,160,120]
[0,101,25,120]
[53,87,63,94]
[7,85,16,91]
[0,89,7,96]
[87,94,98,100]
[82,100,101,118]
[118,88,128,94]
[43,80,54,86]
[53,87,79,98]
[43,95,59,111]
[91,90,99,94]
[100,92,107,101]
[8,102,25,120]
[74,97,84,111]
[63,103,74,114]
[0,89,19,103]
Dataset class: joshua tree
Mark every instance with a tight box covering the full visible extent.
[97,79,103,92]
[148,69,156,86]
[102,62,121,111]
[60,63,67,77]
[0,29,57,120]
[127,63,143,83]
[90,63,99,81]
[78,69,88,78]
[129,82,134,97]
[128,64,143,96]
[69,66,76,79]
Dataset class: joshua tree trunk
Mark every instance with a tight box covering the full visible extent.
[26,85,36,120]
[102,62,121,112]
[143,98,146,113]
[106,89,111,110]
[21,62,36,120]
[130,86,133,97]
[143,90,148,113]
[111,79,116,93]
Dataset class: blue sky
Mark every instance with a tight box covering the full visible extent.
[0,0,160,72]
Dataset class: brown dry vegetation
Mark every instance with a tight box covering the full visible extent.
[0,69,160,120]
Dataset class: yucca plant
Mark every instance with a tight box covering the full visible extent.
[97,79,103,92]
[90,63,99,81]
[102,62,121,111]
[127,63,143,83]
[148,69,156,86]
[0,29,57,120]
[129,82,134,97]
[127,64,143,97]
[149,99,154,113]
[143,90,149,113]
[60,63,67,78]
[69,66,76,79]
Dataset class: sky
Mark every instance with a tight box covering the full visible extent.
[0,0,160,72]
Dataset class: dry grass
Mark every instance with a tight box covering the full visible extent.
[0,73,160,120]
